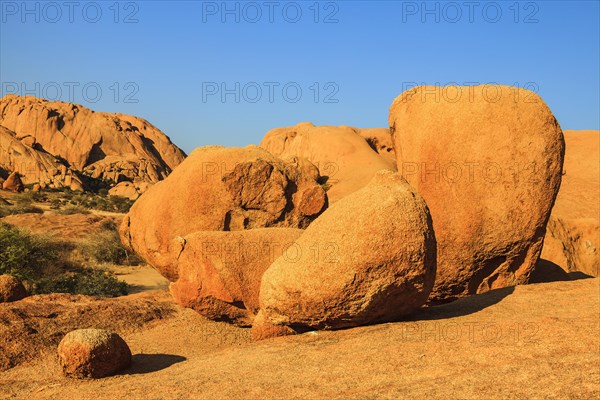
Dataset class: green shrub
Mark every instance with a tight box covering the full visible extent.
[49,199,62,210]
[107,196,134,213]
[61,192,134,213]
[99,219,118,231]
[79,230,141,265]
[14,191,47,203]
[0,191,45,217]
[34,269,128,297]
[57,204,91,215]
[0,223,61,281]
[0,222,129,297]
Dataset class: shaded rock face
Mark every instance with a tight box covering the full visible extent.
[541,130,599,278]
[389,85,565,304]
[0,275,27,303]
[0,95,186,190]
[170,228,303,326]
[57,329,131,378]
[253,171,437,340]
[357,128,397,163]
[1,171,24,192]
[0,125,83,190]
[121,145,327,281]
[542,218,598,277]
[260,122,396,203]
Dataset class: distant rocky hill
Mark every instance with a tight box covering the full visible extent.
[0,95,186,193]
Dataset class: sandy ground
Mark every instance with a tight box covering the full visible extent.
[108,265,169,293]
[1,277,598,399]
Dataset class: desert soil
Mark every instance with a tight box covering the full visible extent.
[1,278,598,399]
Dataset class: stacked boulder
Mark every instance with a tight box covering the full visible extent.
[121,145,327,324]
[123,84,566,339]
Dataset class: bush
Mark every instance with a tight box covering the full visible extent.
[107,196,134,213]
[49,199,62,210]
[14,191,47,203]
[34,269,128,297]
[99,219,118,231]
[0,223,129,297]
[0,204,44,218]
[63,192,134,213]
[0,223,61,281]
[79,230,141,265]
[57,204,91,215]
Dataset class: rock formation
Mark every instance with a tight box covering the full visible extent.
[0,95,186,191]
[253,171,436,340]
[260,122,396,203]
[1,171,24,192]
[57,328,131,378]
[357,128,396,162]
[389,85,565,303]
[108,181,142,200]
[170,228,303,326]
[121,145,327,281]
[0,125,83,190]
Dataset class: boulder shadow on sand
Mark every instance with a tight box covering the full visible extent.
[124,354,186,375]
[409,286,515,322]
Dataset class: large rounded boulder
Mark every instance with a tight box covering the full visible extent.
[121,145,327,281]
[170,228,303,326]
[253,170,436,339]
[57,329,131,378]
[389,85,565,303]
[261,123,396,203]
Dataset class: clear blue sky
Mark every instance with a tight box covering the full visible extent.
[1,0,599,153]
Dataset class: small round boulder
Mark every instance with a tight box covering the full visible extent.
[57,329,132,378]
[0,275,27,302]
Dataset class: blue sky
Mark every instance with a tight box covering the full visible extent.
[1,0,599,153]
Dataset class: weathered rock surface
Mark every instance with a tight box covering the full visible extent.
[57,328,132,378]
[261,122,396,203]
[541,130,599,277]
[253,171,436,339]
[1,171,24,192]
[109,181,142,200]
[389,85,565,303]
[357,128,397,162]
[0,275,27,303]
[0,125,83,190]
[0,95,186,189]
[170,228,303,326]
[121,145,327,281]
